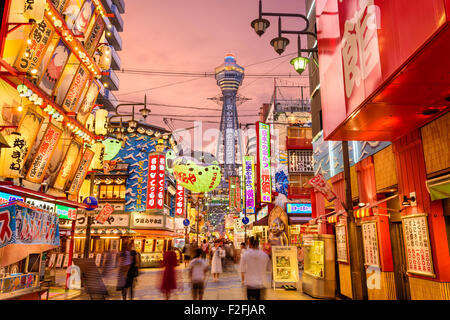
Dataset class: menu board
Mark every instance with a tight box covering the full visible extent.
[304,239,325,279]
[335,224,349,263]
[361,221,380,267]
[402,214,435,277]
[272,246,299,285]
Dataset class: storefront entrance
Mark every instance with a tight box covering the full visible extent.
[389,221,411,300]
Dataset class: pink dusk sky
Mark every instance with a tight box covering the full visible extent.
[115,0,310,152]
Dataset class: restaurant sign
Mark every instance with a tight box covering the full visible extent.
[131,213,164,229]
[68,148,94,195]
[257,122,272,203]
[243,156,255,214]
[361,221,380,267]
[175,182,185,216]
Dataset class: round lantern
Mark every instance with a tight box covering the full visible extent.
[96,45,112,71]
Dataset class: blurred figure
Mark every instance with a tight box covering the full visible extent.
[240,236,271,300]
[160,245,177,300]
[238,242,247,283]
[116,244,131,299]
[189,248,209,300]
[182,242,191,267]
[123,244,139,300]
[211,242,225,282]
[201,239,209,258]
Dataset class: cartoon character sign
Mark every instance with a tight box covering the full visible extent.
[268,206,289,246]
[72,0,95,36]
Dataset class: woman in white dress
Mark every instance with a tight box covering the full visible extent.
[211,243,225,281]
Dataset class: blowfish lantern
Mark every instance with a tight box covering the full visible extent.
[166,149,222,193]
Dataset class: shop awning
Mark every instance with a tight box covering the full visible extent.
[426,174,450,201]
[0,182,87,209]
[288,216,312,225]
[327,210,346,223]
[133,229,183,238]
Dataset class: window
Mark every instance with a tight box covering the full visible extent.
[288,150,314,173]
[98,184,126,200]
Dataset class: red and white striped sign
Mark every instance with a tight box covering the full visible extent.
[147,155,158,209]
[156,155,166,209]
[175,183,185,216]
[95,203,113,224]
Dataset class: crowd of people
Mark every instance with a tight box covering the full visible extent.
[95,237,275,300]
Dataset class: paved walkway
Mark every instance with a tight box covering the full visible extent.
[49,264,316,301]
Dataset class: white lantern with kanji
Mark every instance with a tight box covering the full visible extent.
[94,108,109,136]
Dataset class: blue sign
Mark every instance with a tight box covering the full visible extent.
[183,219,190,226]
[82,196,98,211]
[286,203,312,214]
[242,217,249,225]
[0,192,23,205]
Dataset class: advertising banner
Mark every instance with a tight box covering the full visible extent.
[55,204,76,220]
[402,214,435,277]
[243,156,255,214]
[72,0,95,37]
[147,154,158,209]
[257,122,272,203]
[175,183,185,216]
[132,213,164,229]
[0,203,60,248]
[361,221,380,267]
[26,124,62,183]
[59,213,129,228]
[14,18,55,75]
[272,246,299,286]
[95,203,114,224]
[68,148,94,195]
[335,224,349,263]
[38,39,71,95]
[308,173,337,202]
[50,0,69,13]
[76,81,100,124]
[17,109,44,166]
[53,140,82,190]
[84,15,105,56]
[156,155,166,210]
[62,65,89,112]
[286,203,312,215]
[0,132,28,179]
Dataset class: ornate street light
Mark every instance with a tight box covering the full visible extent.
[251,0,317,70]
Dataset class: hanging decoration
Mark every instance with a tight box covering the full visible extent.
[95,108,109,136]
[0,132,28,179]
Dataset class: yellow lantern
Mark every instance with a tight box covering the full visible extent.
[94,108,108,136]
[86,114,95,132]
[96,45,112,71]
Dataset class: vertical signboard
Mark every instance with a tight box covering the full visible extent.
[84,15,105,56]
[156,155,166,210]
[257,122,272,203]
[243,156,255,214]
[175,183,185,216]
[147,154,158,210]
[50,0,69,14]
[53,140,82,190]
[361,221,380,267]
[335,224,349,263]
[14,18,55,75]
[235,176,241,212]
[38,39,71,95]
[26,124,62,183]
[62,65,89,112]
[229,176,236,212]
[402,214,435,277]
[68,148,94,195]
[76,81,100,124]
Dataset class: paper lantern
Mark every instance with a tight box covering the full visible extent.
[102,138,122,161]
[96,45,112,71]
[86,114,95,132]
[94,108,108,135]
[0,132,28,178]
[23,0,46,23]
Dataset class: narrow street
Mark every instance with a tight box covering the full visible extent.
[50,265,316,301]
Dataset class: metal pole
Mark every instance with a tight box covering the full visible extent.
[83,171,95,258]
[196,199,199,246]
[65,219,76,290]
[342,141,367,300]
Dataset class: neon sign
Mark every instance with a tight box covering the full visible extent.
[243,156,255,214]
[258,122,272,203]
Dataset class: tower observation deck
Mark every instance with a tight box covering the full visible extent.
[215,54,245,181]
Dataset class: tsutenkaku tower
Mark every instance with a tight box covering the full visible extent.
[215,54,245,181]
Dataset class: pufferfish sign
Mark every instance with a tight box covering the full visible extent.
[166,149,222,193]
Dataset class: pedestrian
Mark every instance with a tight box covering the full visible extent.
[238,242,247,283]
[210,242,225,281]
[160,245,178,300]
[122,243,139,300]
[182,242,191,267]
[240,236,271,300]
[201,239,209,258]
[188,248,209,300]
[116,244,131,299]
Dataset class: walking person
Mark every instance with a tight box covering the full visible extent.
[201,239,209,258]
[240,237,271,300]
[238,242,247,283]
[182,242,191,267]
[160,245,178,300]
[210,242,224,282]
[188,248,209,300]
[123,244,139,300]
[116,244,131,300]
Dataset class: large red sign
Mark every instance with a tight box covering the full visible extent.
[147,154,165,210]
[95,203,114,224]
[316,0,449,141]
[175,183,185,216]
[147,155,158,209]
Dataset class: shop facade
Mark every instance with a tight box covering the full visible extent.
[309,0,450,300]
